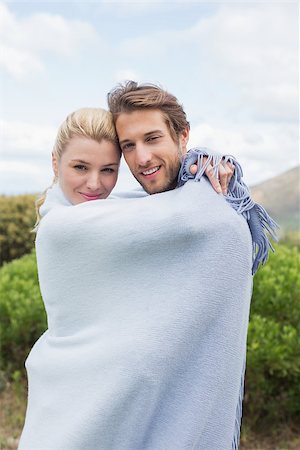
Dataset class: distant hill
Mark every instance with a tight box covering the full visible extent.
[250,166,300,231]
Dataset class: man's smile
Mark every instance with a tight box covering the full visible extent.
[141,166,161,177]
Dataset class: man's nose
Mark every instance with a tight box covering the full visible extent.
[86,172,101,191]
[135,144,152,167]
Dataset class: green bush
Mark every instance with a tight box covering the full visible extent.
[0,251,47,376]
[0,194,37,266]
[251,245,299,328]
[244,244,300,427]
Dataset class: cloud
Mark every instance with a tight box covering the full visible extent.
[0,118,56,194]
[0,160,41,175]
[0,43,43,79]
[119,3,298,123]
[97,0,192,16]
[0,2,100,79]
[189,121,298,185]
[113,69,142,83]
[189,3,298,122]
[0,119,56,157]
[0,2,297,195]
[0,160,53,195]
[119,30,176,59]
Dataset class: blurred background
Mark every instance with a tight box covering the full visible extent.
[0,0,298,194]
[0,1,299,449]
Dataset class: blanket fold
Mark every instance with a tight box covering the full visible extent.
[19,178,253,450]
[178,147,279,275]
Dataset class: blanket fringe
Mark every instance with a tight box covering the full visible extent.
[178,147,279,275]
[231,358,246,450]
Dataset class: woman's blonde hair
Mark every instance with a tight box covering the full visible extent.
[34,107,119,229]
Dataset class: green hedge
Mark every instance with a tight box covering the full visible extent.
[244,245,300,427]
[0,194,37,266]
[0,245,299,427]
[0,251,47,375]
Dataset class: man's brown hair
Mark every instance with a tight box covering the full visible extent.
[107,81,190,142]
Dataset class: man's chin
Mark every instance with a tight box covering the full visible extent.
[138,179,177,195]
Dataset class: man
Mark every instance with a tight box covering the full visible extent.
[108,81,234,196]
[108,80,275,274]
[104,81,253,449]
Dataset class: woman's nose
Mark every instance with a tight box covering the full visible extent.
[86,172,101,191]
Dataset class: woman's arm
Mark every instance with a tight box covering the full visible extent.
[189,154,234,195]
[179,147,279,274]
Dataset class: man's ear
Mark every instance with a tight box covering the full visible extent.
[52,152,58,177]
[180,127,190,153]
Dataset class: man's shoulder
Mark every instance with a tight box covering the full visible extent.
[177,178,230,214]
[179,179,251,240]
[178,180,253,273]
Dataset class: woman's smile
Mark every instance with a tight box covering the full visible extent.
[79,192,103,201]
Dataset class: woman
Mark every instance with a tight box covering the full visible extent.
[19,107,275,450]
[35,107,121,226]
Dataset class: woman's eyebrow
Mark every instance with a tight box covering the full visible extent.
[71,160,119,167]
[101,163,119,167]
[71,159,91,164]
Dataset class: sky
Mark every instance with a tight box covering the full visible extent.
[0,0,299,195]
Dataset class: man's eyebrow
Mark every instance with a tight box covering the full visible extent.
[119,130,164,145]
[144,130,164,137]
[118,138,131,146]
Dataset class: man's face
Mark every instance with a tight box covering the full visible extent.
[115,109,189,194]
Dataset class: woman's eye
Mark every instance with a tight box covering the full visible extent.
[102,168,114,173]
[74,165,87,171]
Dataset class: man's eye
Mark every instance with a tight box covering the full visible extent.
[147,136,160,142]
[122,143,134,151]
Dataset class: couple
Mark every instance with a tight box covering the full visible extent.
[19,81,276,450]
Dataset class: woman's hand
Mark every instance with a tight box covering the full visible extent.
[189,158,235,195]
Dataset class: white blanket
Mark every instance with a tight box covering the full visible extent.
[19,179,253,450]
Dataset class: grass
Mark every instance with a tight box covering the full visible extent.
[0,379,299,450]
[240,423,300,450]
[0,378,26,450]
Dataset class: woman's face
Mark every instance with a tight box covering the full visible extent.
[52,136,120,204]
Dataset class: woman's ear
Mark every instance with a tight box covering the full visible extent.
[52,152,58,177]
